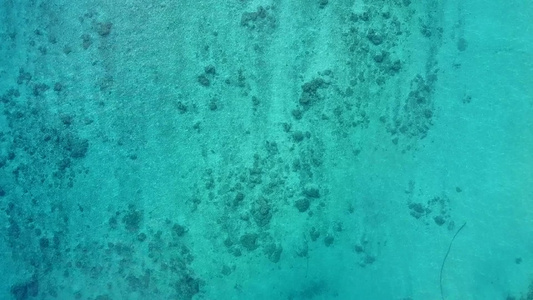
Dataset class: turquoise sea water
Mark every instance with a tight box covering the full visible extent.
[1,1,532,299]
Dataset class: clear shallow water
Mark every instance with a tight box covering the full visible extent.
[1,1,532,299]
